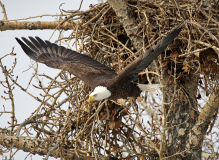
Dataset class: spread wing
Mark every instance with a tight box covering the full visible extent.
[15,37,117,88]
[114,24,183,82]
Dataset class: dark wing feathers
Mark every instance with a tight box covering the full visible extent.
[15,37,116,88]
[15,38,40,62]
[28,37,47,54]
[16,24,182,89]
[133,26,182,77]
[35,37,48,49]
[115,24,183,82]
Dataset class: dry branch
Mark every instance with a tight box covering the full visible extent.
[1,0,219,159]
[0,21,74,31]
[0,1,8,21]
[108,0,143,51]
[190,86,219,146]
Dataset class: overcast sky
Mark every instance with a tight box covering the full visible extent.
[0,0,98,159]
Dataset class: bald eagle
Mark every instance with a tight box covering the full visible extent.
[15,25,182,102]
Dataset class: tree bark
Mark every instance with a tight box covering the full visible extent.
[164,72,200,159]
[188,85,219,158]
[0,21,74,31]
[0,130,110,160]
[107,0,143,51]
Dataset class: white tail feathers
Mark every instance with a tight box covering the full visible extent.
[137,84,163,92]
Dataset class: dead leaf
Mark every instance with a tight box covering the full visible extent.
[182,62,190,74]
[170,51,179,58]
[137,97,144,102]
[66,107,70,116]
[114,120,122,131]
[100,111,108,120]
[178,128,186,136]
[128,97,136,101]
[194,51,200,57]
[80,102,90,113]
[138,155,146,160]
[111,146,119,154]
[108,121,115,130]
[117,98,126,105]
[110,110,117,121]
[112,61,118,66]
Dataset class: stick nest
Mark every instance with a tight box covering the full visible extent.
[7,0,219,159]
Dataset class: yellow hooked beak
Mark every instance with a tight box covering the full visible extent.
[87,96,96,103]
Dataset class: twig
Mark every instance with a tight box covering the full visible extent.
[91,121,97,160]
[43,138,60,160]
[0,1,8,21]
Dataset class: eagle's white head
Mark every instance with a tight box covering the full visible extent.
[88,86,111,102]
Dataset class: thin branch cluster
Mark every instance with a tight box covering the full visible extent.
[1,0,219,159]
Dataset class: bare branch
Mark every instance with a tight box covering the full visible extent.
[0,21,74,31]
[0,1,8,21]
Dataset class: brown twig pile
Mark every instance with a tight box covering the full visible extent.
[1,0,219,159]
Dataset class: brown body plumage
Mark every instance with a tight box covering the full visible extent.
[16,24,182,101]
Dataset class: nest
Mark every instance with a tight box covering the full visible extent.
[66,0,219,83]
[11,0,219,159]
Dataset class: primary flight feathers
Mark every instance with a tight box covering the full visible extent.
[16,36,116,89]
[16,24,183,101]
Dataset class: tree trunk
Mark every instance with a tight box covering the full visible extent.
[164,71,200,159]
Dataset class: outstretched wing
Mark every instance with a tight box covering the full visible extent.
[15,37,117,88]
[114,23,183,82]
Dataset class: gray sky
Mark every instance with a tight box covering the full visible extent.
[0,0,98,159]
[1,1,218,159]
